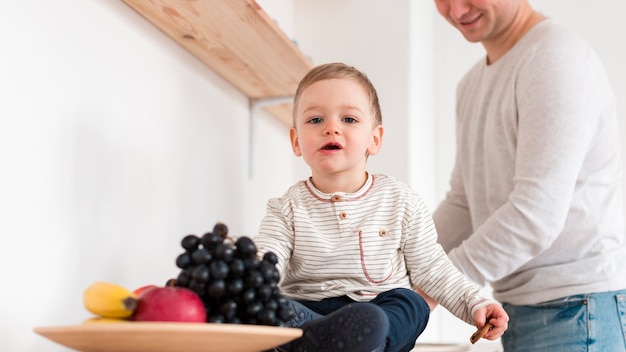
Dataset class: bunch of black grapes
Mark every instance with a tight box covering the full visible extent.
[172,222,295,326]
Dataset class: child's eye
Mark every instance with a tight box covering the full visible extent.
[308,117,323,124]
[343,116,357,123]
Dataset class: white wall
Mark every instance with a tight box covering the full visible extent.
[1,1,296,350]
[2,1,624,351]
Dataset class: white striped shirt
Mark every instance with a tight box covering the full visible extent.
[255,173,492,324]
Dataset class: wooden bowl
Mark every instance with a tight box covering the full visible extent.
[34,321,302,352]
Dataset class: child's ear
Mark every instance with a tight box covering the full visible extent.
[367,125,384,156]
[290,128,302,156]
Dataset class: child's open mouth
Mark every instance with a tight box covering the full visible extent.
[321,142,342,150]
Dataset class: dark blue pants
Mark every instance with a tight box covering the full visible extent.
[291,288,430,352]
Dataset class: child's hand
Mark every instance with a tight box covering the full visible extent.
[471,303,509,343]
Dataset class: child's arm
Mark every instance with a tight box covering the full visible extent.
[413,285,438,311]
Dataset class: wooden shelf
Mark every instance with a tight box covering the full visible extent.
[122,0,314,126]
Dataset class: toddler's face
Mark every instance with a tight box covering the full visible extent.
[290,78,382,178]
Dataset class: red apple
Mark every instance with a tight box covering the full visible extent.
[133,285,157,296]
[133,286,206,322]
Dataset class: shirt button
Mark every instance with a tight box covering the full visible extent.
[339,211,348,219]
[379,229,387,237]
[332,195,341,202]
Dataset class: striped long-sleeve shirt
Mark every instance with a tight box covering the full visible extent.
[254,173,493,325]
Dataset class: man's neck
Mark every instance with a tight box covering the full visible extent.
[483,9,546,64]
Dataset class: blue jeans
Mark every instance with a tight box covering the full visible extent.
[288,288,430,352]
[502,289,626,352]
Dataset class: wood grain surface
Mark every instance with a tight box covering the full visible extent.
[121,0,313,126]
[34,322,302,352]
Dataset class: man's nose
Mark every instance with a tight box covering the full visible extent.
[448,0,471,21]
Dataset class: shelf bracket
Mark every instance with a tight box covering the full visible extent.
[248,96,294,178]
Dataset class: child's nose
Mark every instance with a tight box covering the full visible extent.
[324,121,340,135]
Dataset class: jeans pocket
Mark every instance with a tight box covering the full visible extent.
[502,297,588,351]
[617,294,626,347]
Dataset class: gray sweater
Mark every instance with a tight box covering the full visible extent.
[433,20,626,305]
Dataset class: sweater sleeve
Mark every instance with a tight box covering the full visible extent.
[408,195,493,325]
[446,27,616,286]
[254,195,295,278]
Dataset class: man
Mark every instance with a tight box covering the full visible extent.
[431,0,626,350]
